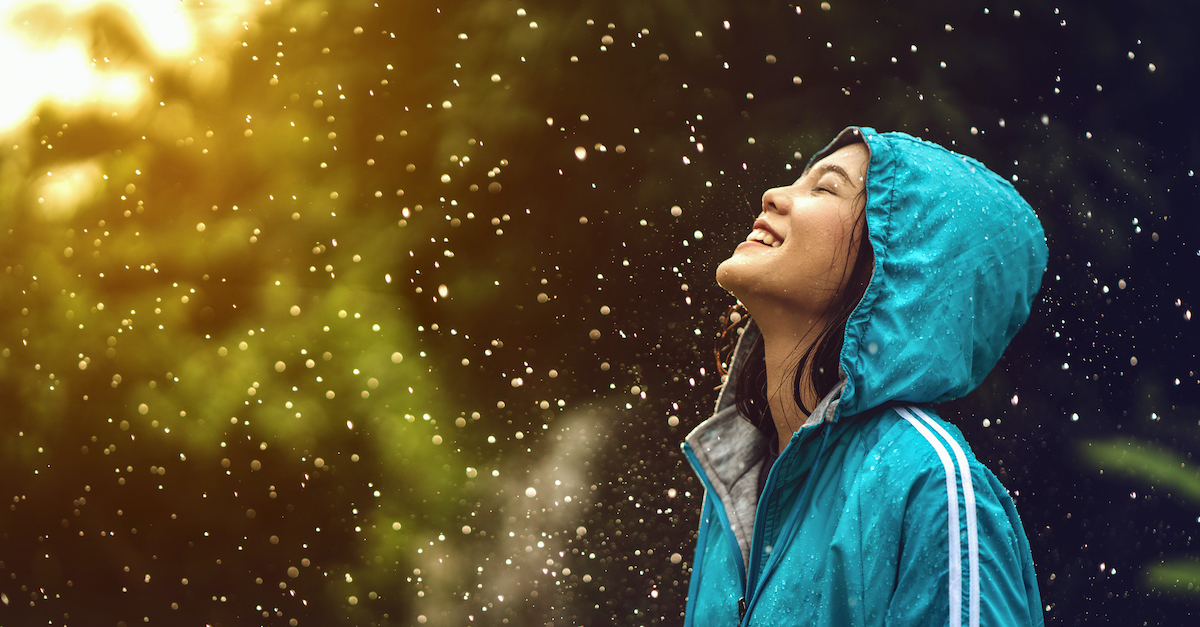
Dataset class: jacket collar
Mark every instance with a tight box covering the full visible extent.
[684,368,846,568]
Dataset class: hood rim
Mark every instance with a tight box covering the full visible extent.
[806,126,880,422]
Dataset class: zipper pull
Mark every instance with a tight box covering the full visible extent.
[737,597,747,625]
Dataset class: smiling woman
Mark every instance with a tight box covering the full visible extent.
[683,127,1049,626]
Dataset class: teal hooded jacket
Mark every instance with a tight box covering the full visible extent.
[682,127,1047,627]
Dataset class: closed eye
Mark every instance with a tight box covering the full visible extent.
[814,175,842,195]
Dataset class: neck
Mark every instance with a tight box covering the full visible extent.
[756,314,828,453]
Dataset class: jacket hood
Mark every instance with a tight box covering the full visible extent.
[717,126,1048,420]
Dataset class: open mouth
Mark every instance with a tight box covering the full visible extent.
[745,227,782,247]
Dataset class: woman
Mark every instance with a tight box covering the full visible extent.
[682,127,1046,626]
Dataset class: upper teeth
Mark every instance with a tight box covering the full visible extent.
[747,228,782,247]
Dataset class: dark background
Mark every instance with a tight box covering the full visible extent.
[1,0,1197,624]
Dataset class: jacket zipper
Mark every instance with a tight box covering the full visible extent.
[686,420,831,626]
[740,442,785,625]
[740,422,835,621]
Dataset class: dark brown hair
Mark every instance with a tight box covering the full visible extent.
[715,184,874,437]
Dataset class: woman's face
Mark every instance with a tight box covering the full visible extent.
[716,143,870,320]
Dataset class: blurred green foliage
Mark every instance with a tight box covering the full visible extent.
[1080,438,1200,598]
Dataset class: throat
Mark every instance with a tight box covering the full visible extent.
[757,327,825,448]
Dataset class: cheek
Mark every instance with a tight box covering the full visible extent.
[794,216,858,278]
[794,217,848,258]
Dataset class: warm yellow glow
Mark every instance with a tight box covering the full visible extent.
[0,0,264,134]
[36,160,103,221]
[0,31,88,130]
[4,0,194,55]
[121,0,195,57]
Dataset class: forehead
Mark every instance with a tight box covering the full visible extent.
[805,142,868,175]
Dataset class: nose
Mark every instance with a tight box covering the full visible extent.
[761,186,792,215]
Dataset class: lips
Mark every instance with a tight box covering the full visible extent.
[745,219,784,247]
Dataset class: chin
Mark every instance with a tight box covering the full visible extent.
[714,257,744,296]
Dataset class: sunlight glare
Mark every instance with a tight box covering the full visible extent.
[0,0,259,134]
[36,160,104,221]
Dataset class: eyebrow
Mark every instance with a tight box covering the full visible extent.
[809,163,856,189]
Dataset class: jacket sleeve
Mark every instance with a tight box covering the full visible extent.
[885,455,1043,627]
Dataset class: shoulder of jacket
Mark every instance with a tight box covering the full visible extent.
[850,406,978,484]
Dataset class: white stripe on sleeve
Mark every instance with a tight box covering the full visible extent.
[896,407,963,627]
[913,407,980,627]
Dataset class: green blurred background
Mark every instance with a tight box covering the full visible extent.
[1,0,1197,625]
